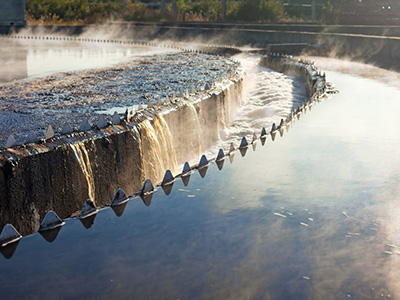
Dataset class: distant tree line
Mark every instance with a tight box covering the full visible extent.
[25,0,287,24]
[27,0,395,24]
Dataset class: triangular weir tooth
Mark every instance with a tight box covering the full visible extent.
[111,188,128,206]
[80,199,97,217]
[61,122,73,134]
[229,142,235,153]
[157,99,162,106]
[131,106,136,115]
[165,95,171,105]
[5,135,17,148]
[147,101,153,108]
[0,224,21,246]
[271,123,277,132]
[252,132,257,144]
[79,119,91,132]
[39,211,64,230]
[239,137,248,149]
[172,94,176,101]
[198,155,208,168]
[216,148,225,161]
[182,162,191,175]
[138,103,143,110]
[45,126,55,139]
[97,115,107,129]
[279,119,284,128]
[112,111,121,125]
[141,179,154,195]
[261,127,267,137]
[162,169,174,185]
[26,131,39,143]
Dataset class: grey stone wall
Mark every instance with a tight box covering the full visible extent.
[0,0,25,26]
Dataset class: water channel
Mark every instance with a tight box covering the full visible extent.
[1,52,399,299]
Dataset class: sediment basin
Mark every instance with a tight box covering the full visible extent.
[0,44,244,236]
[0,57,399,299]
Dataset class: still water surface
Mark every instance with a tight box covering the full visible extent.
[0,38,178,83]
[1,65,400,299]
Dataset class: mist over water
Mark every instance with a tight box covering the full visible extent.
[203,53,308,159]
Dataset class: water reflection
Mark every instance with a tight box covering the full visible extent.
[0,241,19,260]
[181,174,191,186]
[79,213,97,229]
[1,59,400,299]
[111,202,128,217]
[0,37,178,83]
[216,158,225,170]
[198,166,208,178]
[39,227,62,243]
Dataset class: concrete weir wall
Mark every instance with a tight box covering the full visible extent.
[0,74,243,235]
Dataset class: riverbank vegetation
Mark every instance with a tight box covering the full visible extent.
[25,0,341,25]
[25,0,287,24]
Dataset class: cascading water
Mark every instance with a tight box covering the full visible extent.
[140,115,179,183]
[185,102,203,156]
[153,114,179,175]
[203,53,309,157]
[70,143,95,202]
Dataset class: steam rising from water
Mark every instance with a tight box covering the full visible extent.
[206,54,308,157]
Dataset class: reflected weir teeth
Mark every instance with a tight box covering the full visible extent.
[0,224,22,247]
[26,131,39,144]
[61,122,73,134]
[271,123,277,133]
[111,188,128,206]
[39,211,64,231]
[5,135,17,148]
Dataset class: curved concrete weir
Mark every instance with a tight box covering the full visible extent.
[0,64,243,235]
[0,48,326,237]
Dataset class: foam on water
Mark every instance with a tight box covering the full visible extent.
[204,54,308,158]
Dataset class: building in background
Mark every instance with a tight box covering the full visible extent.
[0,0,26,26]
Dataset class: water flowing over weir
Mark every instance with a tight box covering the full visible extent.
[0,51,323,237]
[139,116,178,182]
[69,143,95,202]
